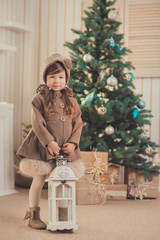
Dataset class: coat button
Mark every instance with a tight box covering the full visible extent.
[60,116,66,121]
[60,103,65,109]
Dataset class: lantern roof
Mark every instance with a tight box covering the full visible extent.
[46,165,78,182]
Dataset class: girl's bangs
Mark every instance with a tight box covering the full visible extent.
[47,62,65,75]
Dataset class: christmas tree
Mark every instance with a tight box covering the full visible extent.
[65,0,159,180]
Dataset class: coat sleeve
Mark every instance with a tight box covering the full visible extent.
[67,98,83,148]
[31,94,55,147]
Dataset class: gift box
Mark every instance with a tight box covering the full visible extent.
[80,151,108,170]
[125,167,159,199]
[106,184,127,200]
[76,152,128,204]
[108,164,125,184]
[76,151,108,205]
[76,178,104,205]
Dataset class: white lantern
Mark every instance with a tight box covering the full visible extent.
[45,155,78,231]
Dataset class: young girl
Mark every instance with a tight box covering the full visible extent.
[17,53,85,230]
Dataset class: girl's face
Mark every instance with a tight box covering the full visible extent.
[46,70,66,91]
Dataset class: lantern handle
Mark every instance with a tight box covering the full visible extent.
[56,153,68,167]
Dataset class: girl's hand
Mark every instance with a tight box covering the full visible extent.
[47,141,60,155]
[61,143,76,155]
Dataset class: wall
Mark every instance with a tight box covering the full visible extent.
[0,0,160,165]
[0,0,82,151]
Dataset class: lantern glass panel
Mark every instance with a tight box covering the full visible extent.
[56,183,72,198]
[56,200,72,222]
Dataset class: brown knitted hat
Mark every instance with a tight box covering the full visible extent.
[43,53,72,84]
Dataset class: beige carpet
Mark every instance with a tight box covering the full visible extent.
[0,187,160,240]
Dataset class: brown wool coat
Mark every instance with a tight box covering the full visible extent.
[17,85,83,162]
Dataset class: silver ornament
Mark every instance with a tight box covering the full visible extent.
[107,75,118,87]
[105,125,114,135]
[97,106,107,115]
[83,53,92,63]
[145,146,153,155]
[108,10,118,20]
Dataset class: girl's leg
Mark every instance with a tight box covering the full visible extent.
[24,175,47,229]
[29,175,46,207]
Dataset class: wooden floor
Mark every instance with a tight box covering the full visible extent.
[0,187,160,240]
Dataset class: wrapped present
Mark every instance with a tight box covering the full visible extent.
[76,152,128,204]
[106,184,127,200]
[80,151,108,170]
[76,179,103,205]
[125,167,159,199]
[108,164,125,184]
[76,151,109,205]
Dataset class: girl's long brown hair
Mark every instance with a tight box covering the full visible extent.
[44,61,74,116]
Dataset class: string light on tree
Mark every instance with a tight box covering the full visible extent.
[108,9,118,20]
[105,125,114,135]
[100,71,105,78]
[106,67,111,75]
[100,64,106,78]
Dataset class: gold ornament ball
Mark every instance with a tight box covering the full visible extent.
[97,106,107,115]
[83,53,92,63]
[105,125,114,135]
[145,146,153,155]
